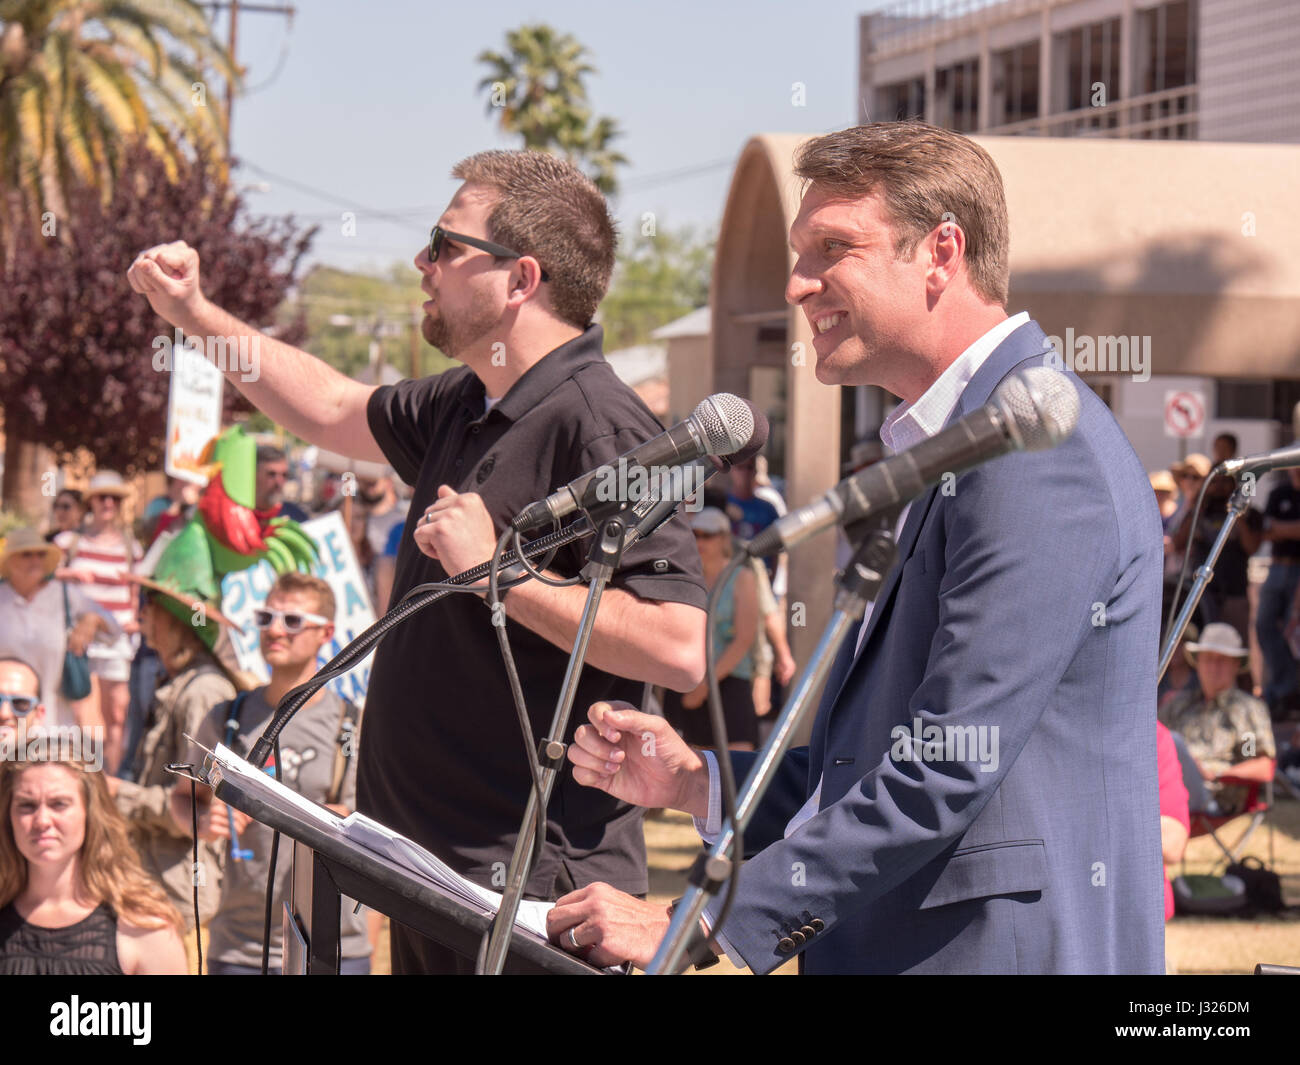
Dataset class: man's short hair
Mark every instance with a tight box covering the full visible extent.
[793,122,1010,306]
[268,572,336,623]
[1214,432,1238,453]
[451,150,617,329]
[0,655,42,700]
[257,444,287,467]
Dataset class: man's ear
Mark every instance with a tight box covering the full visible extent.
[507,258,546,304]
[927,219,966,291]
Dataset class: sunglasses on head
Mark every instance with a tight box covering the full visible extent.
[427,226,549,282]
[253,607,329,634]
[0,693,37,717]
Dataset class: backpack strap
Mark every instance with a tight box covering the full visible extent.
[222,691,252,750]
[327,697,362,807]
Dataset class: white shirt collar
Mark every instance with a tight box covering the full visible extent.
[880,311,1029,453]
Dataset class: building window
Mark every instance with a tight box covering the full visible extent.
[1133,0,1197,139]
[877,77,926,123]
[992,41,1040,127]
[1137,0,1197,94]
[935,57,979,133]
[1215,379,1272,421]
[1058,18,1122,119]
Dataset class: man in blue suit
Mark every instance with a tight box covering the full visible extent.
[546,123,1166,974]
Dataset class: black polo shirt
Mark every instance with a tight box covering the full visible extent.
[358,325,706,898]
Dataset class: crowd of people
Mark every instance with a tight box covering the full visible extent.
[0,440,408,974]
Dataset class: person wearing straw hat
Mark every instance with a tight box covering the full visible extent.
[63,471,144,775]
[106,561,238,929]
[0,528,117,731]
[1148,469,1178,530]
[1158,622,1276,817]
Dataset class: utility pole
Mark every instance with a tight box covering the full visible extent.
[203,1,296,136]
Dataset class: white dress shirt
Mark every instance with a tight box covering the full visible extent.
[696,312,1031,844]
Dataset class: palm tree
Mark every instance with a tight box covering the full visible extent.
[0,0,237,257]
[477,24,627,195]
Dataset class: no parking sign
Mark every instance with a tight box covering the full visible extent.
[1164,391,1206,439]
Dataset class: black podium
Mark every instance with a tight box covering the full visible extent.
[210,769,607,975]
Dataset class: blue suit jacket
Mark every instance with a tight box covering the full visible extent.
[712,320,1166,974]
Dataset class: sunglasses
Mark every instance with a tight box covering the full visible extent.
[89,494,120,504]
[253,607,330,634]
[427,226,549,282]
[0,693,38,717]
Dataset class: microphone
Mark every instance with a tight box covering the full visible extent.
[620,460,722,549]
[748,366,1080,558]
[1220,444,1300,477]
[512,394,765,532]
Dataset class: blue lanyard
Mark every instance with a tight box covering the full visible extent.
[221,692,254,862]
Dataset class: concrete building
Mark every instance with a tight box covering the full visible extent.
[860,0,1300,144]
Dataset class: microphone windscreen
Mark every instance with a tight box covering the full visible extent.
[993,367,1080,452]
[724,401,770,466]
[692,393,756,456]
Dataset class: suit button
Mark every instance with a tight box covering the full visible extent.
[800,925,816,939]
[777,937,795,954]
[789,930,806,947]
[810,919,825,932]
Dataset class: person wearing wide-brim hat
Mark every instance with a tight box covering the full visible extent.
[64,470,145,777]
[0,527,118,732]
[1148,469,1179,528]
[1184,622,1252,671]
[1157,622,1276,818]
[109,557,242,930]
[85,471,134,500]
[1169,453,1213,482]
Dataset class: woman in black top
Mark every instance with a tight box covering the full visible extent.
[0,758,187,975]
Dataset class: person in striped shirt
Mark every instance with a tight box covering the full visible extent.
[63,472,142,775]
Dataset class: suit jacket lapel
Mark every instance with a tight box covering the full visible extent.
[823,484,938,715]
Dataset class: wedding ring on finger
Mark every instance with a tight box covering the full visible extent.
[567,927,580,951]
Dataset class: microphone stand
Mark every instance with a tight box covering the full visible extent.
[479,508,631,975]
[246,517,592,769]
[648,515,900,974]
[1158,477,1252,682]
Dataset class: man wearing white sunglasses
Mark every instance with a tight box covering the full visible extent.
[0,658,46,737]
[175,573,372,974]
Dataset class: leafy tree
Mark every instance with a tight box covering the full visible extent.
[599,224,714,350]
[0,0,236,259]
[292,262,455,383]
[0,142,314,497]
[477,24,627,194]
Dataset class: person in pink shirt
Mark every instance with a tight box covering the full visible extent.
[1157,720,1190,920]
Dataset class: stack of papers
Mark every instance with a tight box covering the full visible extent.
[205,742,554,941]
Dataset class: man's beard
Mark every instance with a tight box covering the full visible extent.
[421,299,497,360]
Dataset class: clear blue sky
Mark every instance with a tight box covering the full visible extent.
[224,0,887,274]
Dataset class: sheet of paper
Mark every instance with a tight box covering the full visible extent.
[207,744,555,941]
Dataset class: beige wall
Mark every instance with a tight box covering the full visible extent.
[713,137,842,715]
[666,335,711,425]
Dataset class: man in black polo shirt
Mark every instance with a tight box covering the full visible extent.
[127,151,708,973]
